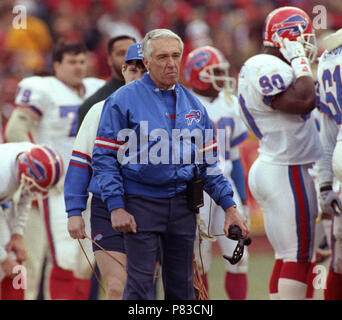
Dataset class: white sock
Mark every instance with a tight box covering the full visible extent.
[278,278,307,300]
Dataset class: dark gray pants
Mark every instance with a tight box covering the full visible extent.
[123,193,197,300]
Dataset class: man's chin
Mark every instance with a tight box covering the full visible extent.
[165,75,179,86]
[69,78,84,88]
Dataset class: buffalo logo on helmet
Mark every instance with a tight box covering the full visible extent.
[272,14,308,37]
[185,109,201,126]
[22,156,47,182]
[18,145,64,193]
[185,51,210,82]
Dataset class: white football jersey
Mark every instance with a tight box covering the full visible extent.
[316,47,342,184]
[238,54,322,165]
[0,142,35,204]
[317,47,342,140]
[15,76,105,172]
[193,91,248,177]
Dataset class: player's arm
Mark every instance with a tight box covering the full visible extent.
[0,216,18,277]
[5,79,46,142]
[5,106,39,142]
[269,39,316,115]
[270,77,315,114]
[317,106,342,216]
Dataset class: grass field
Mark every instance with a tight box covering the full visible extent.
[153,234,330,300]
[204,234,329,300]
[207,249,274,300]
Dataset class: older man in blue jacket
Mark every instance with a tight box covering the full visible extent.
[92,28,249,300]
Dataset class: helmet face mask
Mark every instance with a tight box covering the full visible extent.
[17,145,64,200]
[199,61,236,93]
[185,46,236,93]
[18,173,49,200]
[264,6,318,63]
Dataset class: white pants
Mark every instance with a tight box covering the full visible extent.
[46,188,93,278]
[248,158,318,262]
[194,179,248,274]
[22,189,94,299]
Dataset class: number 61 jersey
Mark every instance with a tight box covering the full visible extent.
[237,53,322,165]
[317,47,342,138]
[15,76,105,171]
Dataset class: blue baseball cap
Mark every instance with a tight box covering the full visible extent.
[125,42,143,63]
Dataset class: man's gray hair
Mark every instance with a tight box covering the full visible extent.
[142,29,184,62]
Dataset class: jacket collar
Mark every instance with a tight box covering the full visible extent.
[142,73,179,92]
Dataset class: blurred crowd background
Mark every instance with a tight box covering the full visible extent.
[0,0,341,138]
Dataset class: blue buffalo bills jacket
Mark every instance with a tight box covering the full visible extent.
[92,73,236,212]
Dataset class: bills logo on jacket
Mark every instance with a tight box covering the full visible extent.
[272,14,307,37]
[185,109,201,126]
[94,233,103,241]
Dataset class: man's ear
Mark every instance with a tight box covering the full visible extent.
[107,56,112,68]
[142,57,149,71]
[53,61,60,75]
[121,64,126,74]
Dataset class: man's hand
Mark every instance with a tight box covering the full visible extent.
[320,189,342,216]
[111,208,137,233]
[6,234,26,263]
[1,257,20,278]
[279,38,306,63]
[68,216,87,239]
[224,205,249,239]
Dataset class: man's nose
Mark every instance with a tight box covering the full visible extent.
[166,57,176,67]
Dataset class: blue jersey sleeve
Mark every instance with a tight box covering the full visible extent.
[64,151,92,217]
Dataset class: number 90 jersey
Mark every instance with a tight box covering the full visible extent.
[238,54,322,165]
[15,76,105,171]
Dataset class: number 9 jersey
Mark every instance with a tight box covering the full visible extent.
[238,53,322,165]
[14,76,105,171]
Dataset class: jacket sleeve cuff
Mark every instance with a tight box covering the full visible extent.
[67,210,83,218]
[220,197,236,211]
[106,196,125,212]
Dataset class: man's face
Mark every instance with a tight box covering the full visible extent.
[122,61,146,84]
[212,66,227,90]
[143,38,182,90]
[54,53,87,87]
[108,39,136,80]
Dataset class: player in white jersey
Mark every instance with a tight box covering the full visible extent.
[184,46,250,299]
[238,6,323,299]
[316,29,342,300]
[4,42,105,300]
[0,142,63,299]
